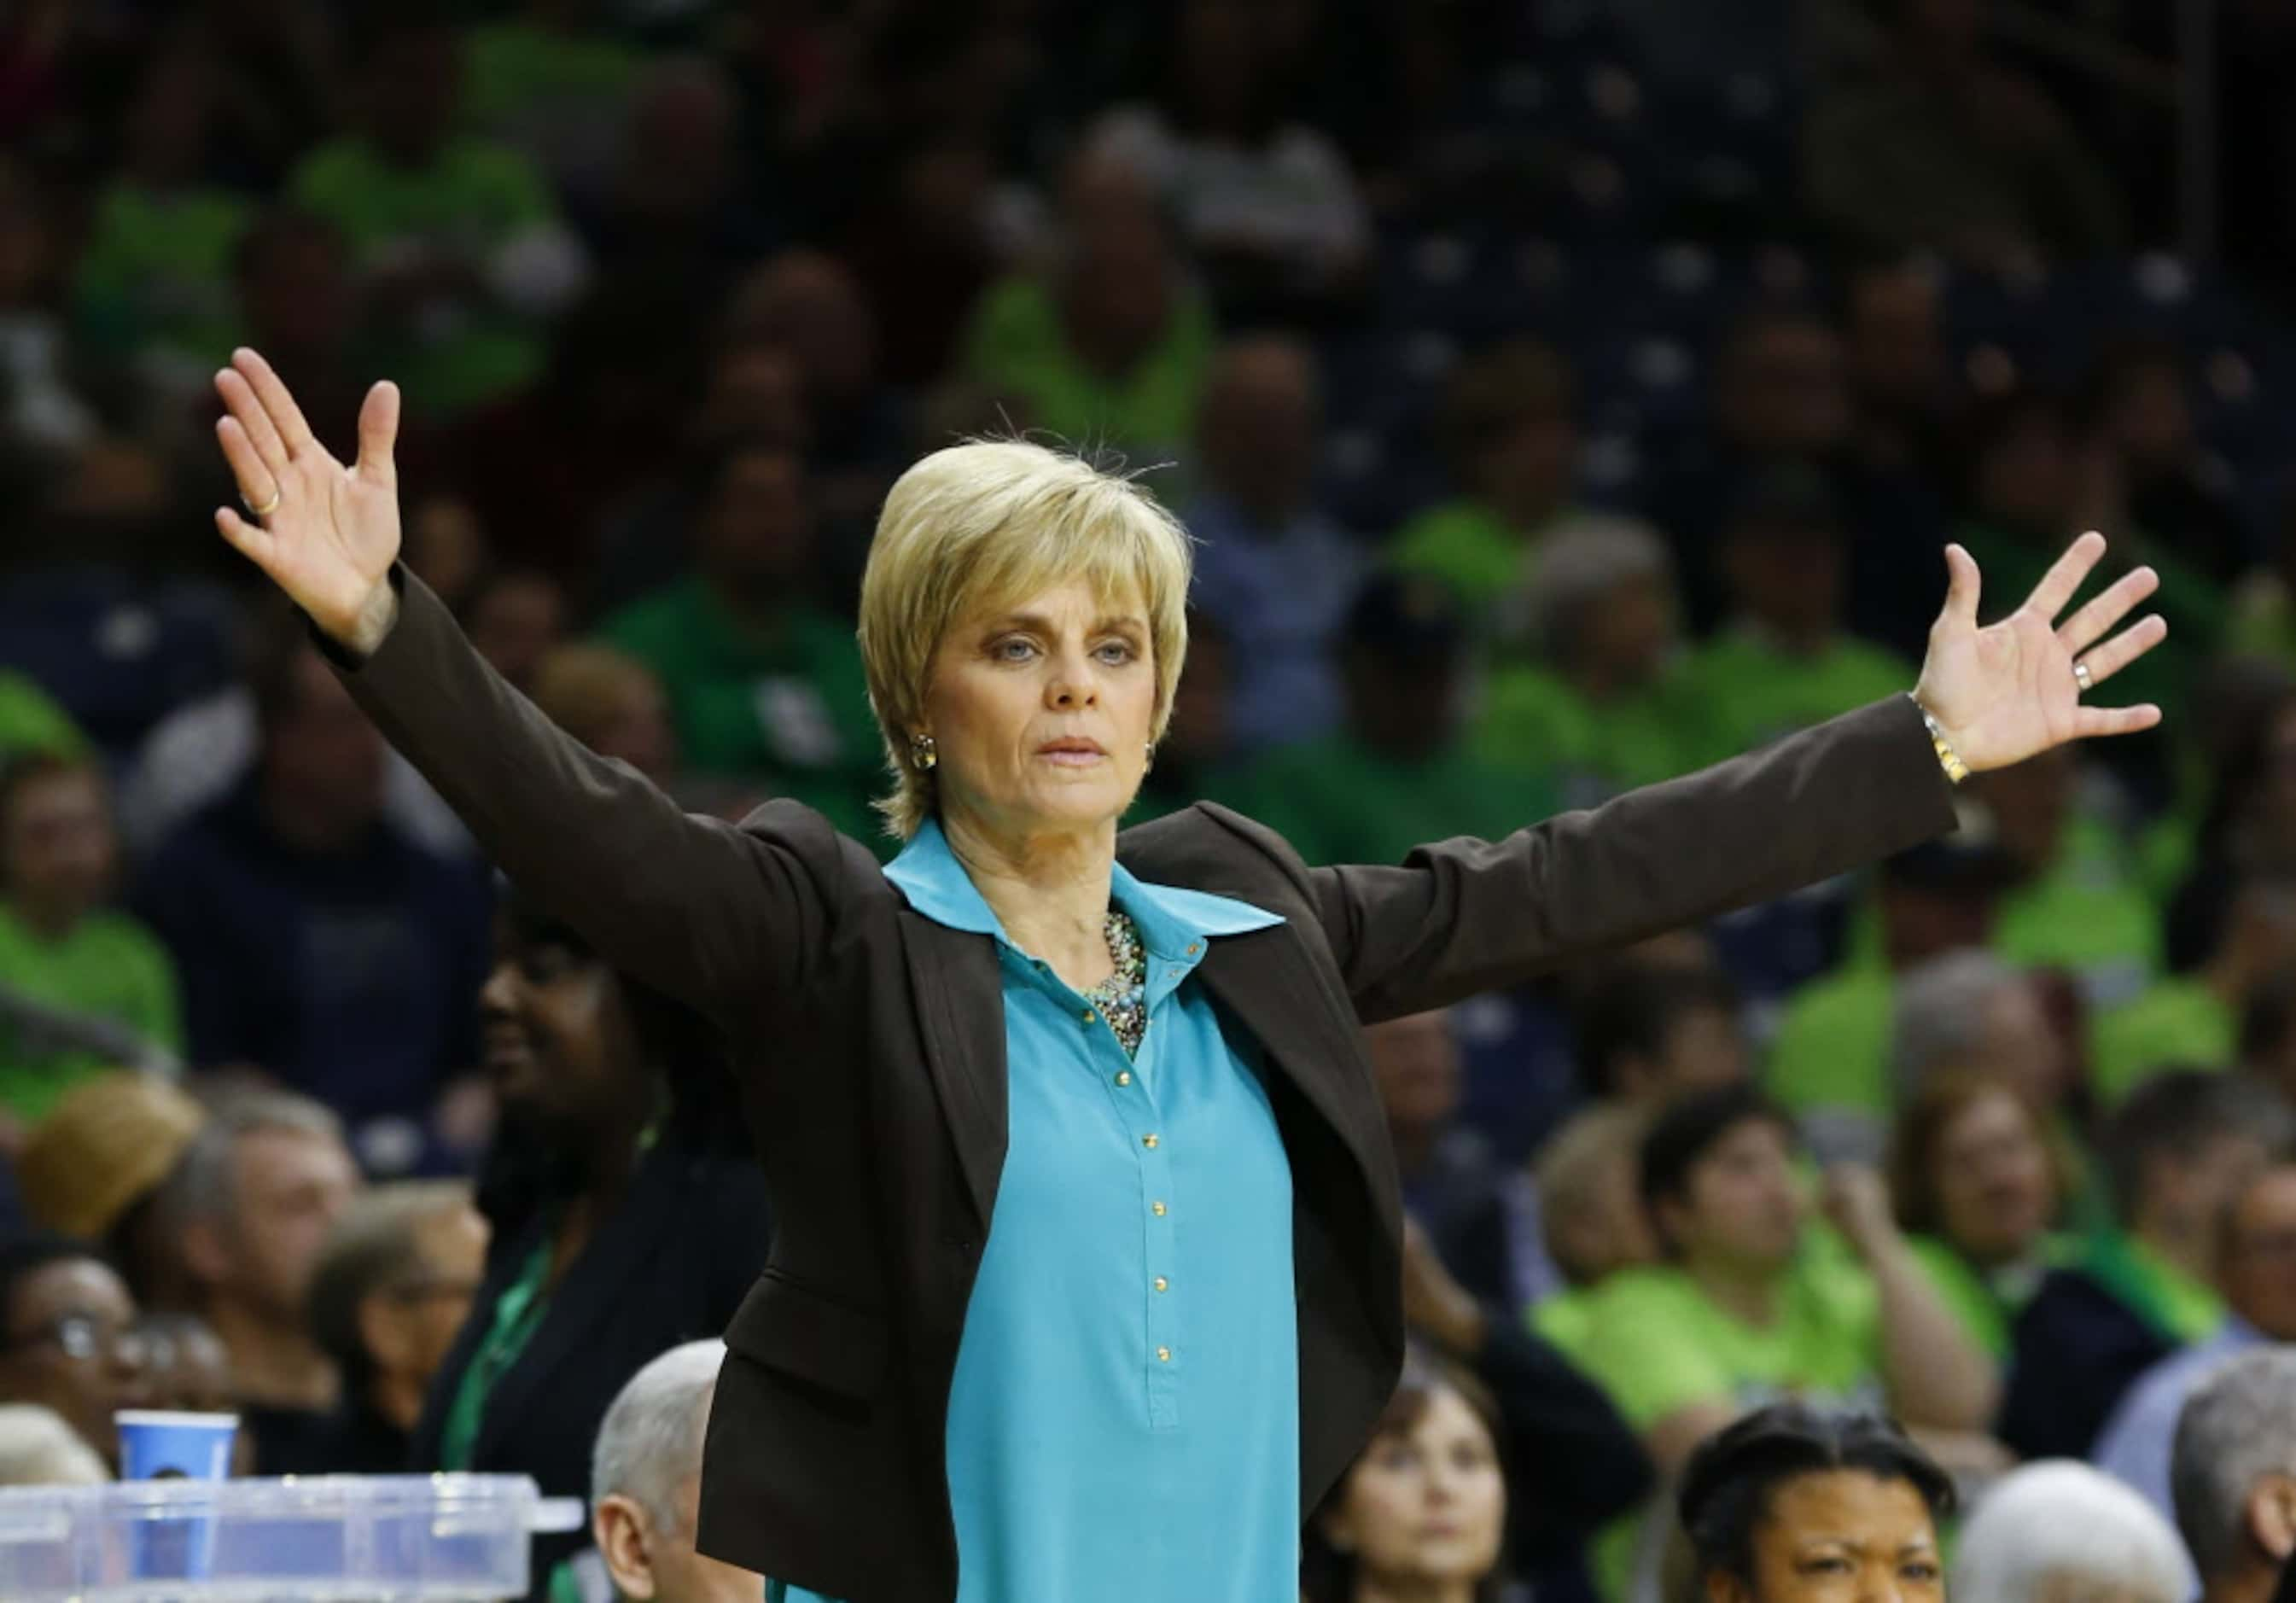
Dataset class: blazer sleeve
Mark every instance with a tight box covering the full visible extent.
[1312,696,1959,1022]
[323,565,841,1012]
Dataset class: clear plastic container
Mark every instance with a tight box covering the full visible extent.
[0,1473,586,1601]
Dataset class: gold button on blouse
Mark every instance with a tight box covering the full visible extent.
[1080,1007,1095,1023]
[1185,942,1200,956]
[1153,1276,1168,1291]
[1141,1134,1158,1150]
[1157,1346,1172,1362]
[1116,1070,1132,1087]
[1152,1201,1168,1215]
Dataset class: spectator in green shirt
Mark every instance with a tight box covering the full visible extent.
[0,755,183,1130]
[459,0,644,198]
[1470,516,1707,810]
[2091,877,2295,1108]
[1685,462,1914,767]
[285,5,587,415]
[1390,340,1582,633]
[1570,1086,1995,1600]
[1226,571,1554,867]
[599,445,883,843]
[1999,1071,2287,1460]
[1767,840,2019,1135]
[0,673,83,762]
[960,153,1213,470]
[1886,1068,2077,1364]
[70,46,253,403]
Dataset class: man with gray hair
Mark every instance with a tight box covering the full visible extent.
[155,1089,361,1466]
[586,1340,758,1603]
[2171,1345,2296,1603]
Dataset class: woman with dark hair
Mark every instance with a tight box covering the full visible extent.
[1886,1069,2073,1365]
[1677,1404,1954,1603]
[411,888,770,1600]
[1303,1347,1511,1603]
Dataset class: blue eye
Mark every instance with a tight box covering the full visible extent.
[993,638,1037,662]
[1097,641,1137,664]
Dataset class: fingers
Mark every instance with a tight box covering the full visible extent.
[354,380,400,487]
[2073,614,2169,690]
[214,416,279,511]
[214,368,290,475]
[2058,565,2159,656]
[2075,702,2164,739]
[213,505,274,568]
[1942,543,1982,628]
[230,347,318,458]
[2021,529,2108,622]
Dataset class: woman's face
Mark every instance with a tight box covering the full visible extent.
[1668,1119,1804,1274]
[1715,1471,1943,1603]
[479,918,642,1130]
[0,1260,149,1468]
[3,769,116,929]
[1932,1087,2056,1265]
[1326,1384,1506,1588]
[923,577,1158,845]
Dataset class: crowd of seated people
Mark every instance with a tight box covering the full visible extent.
[9,2,2296,1599]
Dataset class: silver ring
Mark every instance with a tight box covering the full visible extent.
[242,487,280,517]
[2073,659,2094,695]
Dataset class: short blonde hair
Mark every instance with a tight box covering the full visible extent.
[858,440,1193,839]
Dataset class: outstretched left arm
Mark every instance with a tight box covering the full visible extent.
[1314,533,2166,1022]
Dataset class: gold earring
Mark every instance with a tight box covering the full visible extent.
[911,733,936,771]
[1144,742,1155,773]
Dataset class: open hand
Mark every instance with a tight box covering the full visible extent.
[1912,532,2166,772]
[210,348,404,652]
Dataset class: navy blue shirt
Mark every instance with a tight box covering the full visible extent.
[133,777,492,1123]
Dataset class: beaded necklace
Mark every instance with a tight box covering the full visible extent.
[1081,909,1148,1058]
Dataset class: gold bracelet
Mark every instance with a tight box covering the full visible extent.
[1911,696,1968,785]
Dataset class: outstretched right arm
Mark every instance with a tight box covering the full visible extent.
[210,349,830,1011]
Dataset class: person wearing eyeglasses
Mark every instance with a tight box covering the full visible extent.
[286,1180,488,1474]
[0,1231,151,1469]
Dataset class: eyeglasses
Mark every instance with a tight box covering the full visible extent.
[3,1314,149,1366]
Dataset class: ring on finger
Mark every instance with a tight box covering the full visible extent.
[2073,659,2094,695]
[242,487,281,518]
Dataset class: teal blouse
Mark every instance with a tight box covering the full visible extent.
[772,817,1301,1603]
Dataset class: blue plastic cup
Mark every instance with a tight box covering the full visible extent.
[115,1410,237,1581]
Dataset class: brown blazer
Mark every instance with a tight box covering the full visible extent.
[332,567,1958,1601]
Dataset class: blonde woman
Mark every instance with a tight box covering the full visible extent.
[207,348,2164,1603]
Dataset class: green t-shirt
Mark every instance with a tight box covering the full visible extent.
[0,673,85,760]
[1389,498,1548,621]
[1904,1233,2072,1364]
[0,902,183,1122]
[1574,1256,1886,1432]
[2081,1229,2224,1346]
[70,183,253,370]
[1471,662,1706,811]
[960,274,1213,467]
[1222,732,1555,869]
[2088,976,2235,1108]
[1765,960,1895,1122]
[599,579,886,844]
[1528,1285,1605,1363]
[461,21,642,131]
[1682,624,1913,767]
[1994,815,2161,1011]
[286,135,559,411]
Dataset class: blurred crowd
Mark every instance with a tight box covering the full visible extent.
[10,0,2296,1599]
